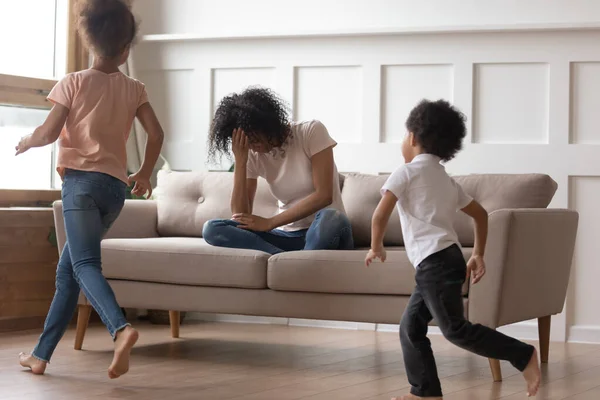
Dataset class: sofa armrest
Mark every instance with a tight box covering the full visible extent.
[468,208,578,329]
[53,200,159,253]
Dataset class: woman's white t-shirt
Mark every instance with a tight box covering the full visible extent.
[247,120,346,231]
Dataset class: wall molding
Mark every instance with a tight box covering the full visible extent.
[569,326,600,344]
[140,23,600,43]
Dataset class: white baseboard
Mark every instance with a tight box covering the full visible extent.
[288,319,377,331]
[186,314,598,343]
[377,321,540,341]
[568,325,600,344]
[186,312,288,325]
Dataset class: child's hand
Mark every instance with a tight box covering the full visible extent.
[128,171,153,198]
[467,254,486,284]
[15,135,32,155]
[365,247,387,267]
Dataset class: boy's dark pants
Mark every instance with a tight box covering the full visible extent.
[400,244,535,397]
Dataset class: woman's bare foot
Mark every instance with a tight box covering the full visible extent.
[523,348,541,397]
[391,395,442,399]
[108,326,139,379]
[19,353,47,375]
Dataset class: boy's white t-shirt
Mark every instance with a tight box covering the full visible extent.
[381,154,473,267]
[247,120,346,231]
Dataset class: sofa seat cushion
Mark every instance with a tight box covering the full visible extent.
[268,248,471,295]
[101,237,270,289]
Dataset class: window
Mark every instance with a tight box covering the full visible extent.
[0,0,68,190]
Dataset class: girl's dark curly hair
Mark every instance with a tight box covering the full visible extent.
[208,87,292,162]
[76,0,138,59]
[405,99,467,162]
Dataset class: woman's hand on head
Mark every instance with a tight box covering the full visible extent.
[232,213,274,232]
[232,128,249,163]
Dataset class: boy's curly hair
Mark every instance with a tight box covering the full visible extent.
[76,0,138,59]
[209,87,292,162]
[405,99,467,162]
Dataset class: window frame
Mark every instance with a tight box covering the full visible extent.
[0,0,81,202]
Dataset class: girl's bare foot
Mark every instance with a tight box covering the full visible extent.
[391,395,443,399]
[19,353,47,375]
[523,348,541,397]
[108,326,138,379]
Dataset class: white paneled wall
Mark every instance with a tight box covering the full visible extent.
[382,64,453,143]
[131,27,600,343]
[295,66,363,143]
[473,63,550,144]
[571,63,600,145]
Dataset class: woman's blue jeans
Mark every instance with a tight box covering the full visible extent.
[32,169,129,362]
[203,208,354,254]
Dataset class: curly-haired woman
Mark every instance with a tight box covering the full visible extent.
[202,87,353,254]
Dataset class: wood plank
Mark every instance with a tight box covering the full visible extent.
[0,229,52,246]
[0,189,61,208]
[0,299,52,318]
[0,263,57,283]
[0,316,46,333]
[0,208,56,228]
[0,73,56,92]
[0,246,58,264]
[0,282,56,301]
[0,89,52,109]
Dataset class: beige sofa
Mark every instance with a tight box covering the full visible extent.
[53,171,578,381]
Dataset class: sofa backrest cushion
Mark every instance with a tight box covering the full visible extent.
[342,173,558,247]
[156,171,278,237]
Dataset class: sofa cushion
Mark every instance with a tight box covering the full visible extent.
[101,237,270,289]
[267,248,471,295]
[342,174,402,247]
[155,170,278,237]
[452,174,557,245]
[343,173,557,247]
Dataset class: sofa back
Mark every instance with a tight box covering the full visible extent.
[155,171,557,246]
[343,173,558,247]
[156,171,278,237]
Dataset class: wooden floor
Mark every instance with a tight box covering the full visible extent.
[1,322,600,400]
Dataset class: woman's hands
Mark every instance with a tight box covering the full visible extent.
[232,128,249,164]
[232,213,275,232]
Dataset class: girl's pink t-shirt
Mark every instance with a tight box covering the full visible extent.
[48,69,148,183]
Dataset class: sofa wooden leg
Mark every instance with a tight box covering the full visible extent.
[74,304,92,350]
[169,311,180,338]
[538,315,551,363]
[489,358,502,382]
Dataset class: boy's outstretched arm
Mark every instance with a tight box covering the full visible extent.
[15,104,69,155]
[130,102,165,198]
[461,200,488,284]
[365,190,397,266]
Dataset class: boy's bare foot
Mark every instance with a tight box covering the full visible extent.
[108,326,138,379]
[391,395,443,399]
[19,353,47,375]
[523,348,541,397]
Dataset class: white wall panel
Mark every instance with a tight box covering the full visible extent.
[569,177,600,342]
[381,64,453,143]
[571,62,600,144]
[295,66,363,143]
[212,67,276,114]
[473,63,549,144]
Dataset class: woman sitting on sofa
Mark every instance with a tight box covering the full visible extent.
[202,87,353,254]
